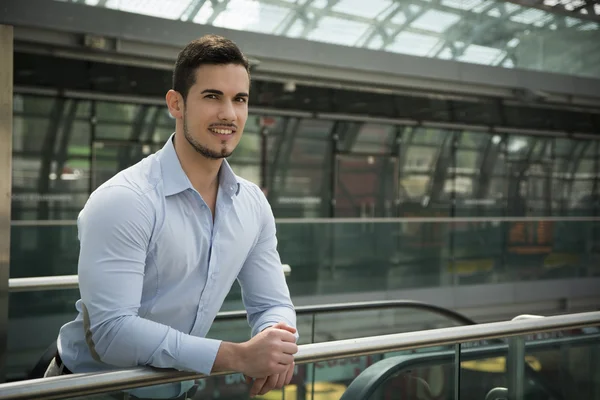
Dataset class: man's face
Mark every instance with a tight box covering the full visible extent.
[181,63,249,159]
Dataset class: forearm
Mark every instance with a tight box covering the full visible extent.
[211,341,245,374]
[90,314,222,375]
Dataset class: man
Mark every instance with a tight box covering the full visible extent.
[46,34,298,399]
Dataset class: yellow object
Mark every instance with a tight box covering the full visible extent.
[461,356,541,373]
[257,382,347,400]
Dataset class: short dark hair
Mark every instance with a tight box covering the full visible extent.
[172,34,250,101]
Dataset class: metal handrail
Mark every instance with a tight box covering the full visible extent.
[9,264,291,292]
[9,276,79,292]
[0,311,598,400]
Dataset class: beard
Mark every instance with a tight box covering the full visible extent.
[183,110,233,160]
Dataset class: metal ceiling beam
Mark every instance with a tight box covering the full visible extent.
[503,0,600,21]
[3,0,600,103]
[179,0,208,21]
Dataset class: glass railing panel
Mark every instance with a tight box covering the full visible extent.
[337,345,460,400]
[10,219,599,292]
[10,224,80,278]
[341,323,600,400]
[365,359,457,400]
[6,289,80,381]
[459,340,510,400]
[522,326,600,400]
[313,308,467,344]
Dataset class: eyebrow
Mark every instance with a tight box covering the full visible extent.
[201,89,249,97]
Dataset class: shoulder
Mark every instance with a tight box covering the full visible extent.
[80,155,162,226]
[95,153,162,198]
[236,177,270,209]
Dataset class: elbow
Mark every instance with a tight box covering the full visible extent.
[85,316,138,367]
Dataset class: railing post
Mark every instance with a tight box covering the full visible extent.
[0,24,14,383]
[507,336,525,400]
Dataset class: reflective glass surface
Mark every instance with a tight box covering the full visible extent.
[52,0,600,78]
[7,218,599,380]
[11,95,600,221]
[8,93,600,384]
[351,324,600,400]
[522,326,600,400]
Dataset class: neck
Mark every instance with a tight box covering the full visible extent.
[173,130,222,194]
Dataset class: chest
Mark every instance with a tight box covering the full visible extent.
[148,194,260,284]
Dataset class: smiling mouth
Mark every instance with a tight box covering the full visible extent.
[209,127,236,135]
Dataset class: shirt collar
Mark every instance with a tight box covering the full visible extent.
[158,133,240,198]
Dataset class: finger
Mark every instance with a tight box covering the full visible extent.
[281,342,299,354]
[277,353,295,365]
[250,377,267,397]
[277,331,298,343]
[258,374,279,396]
[275,370,287,389]
[272,363,289,375]
[285,362,294,385]
[272,322,297,334]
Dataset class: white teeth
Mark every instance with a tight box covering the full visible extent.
[211,128,233,135]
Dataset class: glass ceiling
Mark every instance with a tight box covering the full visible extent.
[56,0,599,79]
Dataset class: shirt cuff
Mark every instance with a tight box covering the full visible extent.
[177,334,222,375]
[252,306,298,341]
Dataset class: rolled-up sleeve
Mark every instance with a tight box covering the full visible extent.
[236,188,297,338]
[77,185,221,375]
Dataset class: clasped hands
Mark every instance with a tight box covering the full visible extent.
[243,322,298,398]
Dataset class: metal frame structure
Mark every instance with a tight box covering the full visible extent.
[64,0,600,54]
[2,0,600,103]
[0,25,14,384]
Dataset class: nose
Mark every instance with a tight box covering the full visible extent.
[217,100,236,122]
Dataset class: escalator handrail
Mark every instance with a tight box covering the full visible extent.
[220,300,477,326]
[9,275,477,326]
[0,311,598,400]
[339,333,600,400]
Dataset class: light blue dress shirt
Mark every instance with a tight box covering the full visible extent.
[57,133,297,398]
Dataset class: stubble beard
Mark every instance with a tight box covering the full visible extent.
[182,109,232,160]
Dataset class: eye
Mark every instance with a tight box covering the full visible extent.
[236,97,248,103]
[204,94,218,99]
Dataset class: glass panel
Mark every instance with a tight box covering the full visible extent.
[10,224,80,278]
[350,123,396,154]
[267,118,333,218]
[458,339,511,400]
[314,308,466,344]
[7,219,599,380]
[335,155,397,217]
[9,218,598,297]
[521,325,600,400]
[12,95,92,221]
[458,130,490,149]
[228,115,262,185]
[91,141,162,190]
[95,102,161,141]
[61,0,600,79]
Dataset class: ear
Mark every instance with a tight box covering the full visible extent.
[166,90,184,119]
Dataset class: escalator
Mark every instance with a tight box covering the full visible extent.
[340,329,600,400]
